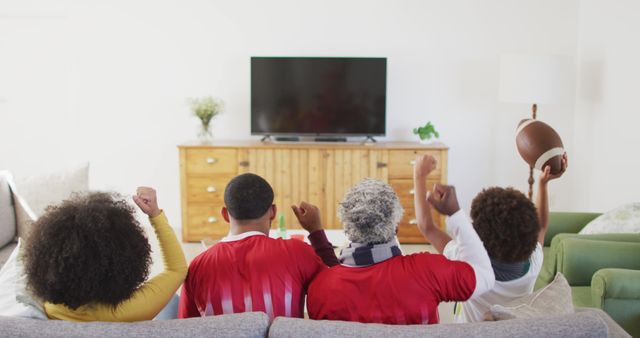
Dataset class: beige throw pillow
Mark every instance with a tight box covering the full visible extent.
[488,272,574,320]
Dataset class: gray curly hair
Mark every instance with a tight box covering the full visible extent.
[338,179,404,244]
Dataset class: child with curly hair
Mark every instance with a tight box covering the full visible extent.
[413,153,567,322]
[24,187,187,322]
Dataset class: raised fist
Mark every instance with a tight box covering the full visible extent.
[291,201,323,233]
[427,184,460,216]
[413,154,438,179]
[133,186,161,217]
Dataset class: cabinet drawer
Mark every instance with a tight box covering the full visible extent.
[389,179,438,206]
[186,149,238,175]
[397,208,443,244]
[185,203,229,240]
[186,175,235,202]
[388,150,442,179]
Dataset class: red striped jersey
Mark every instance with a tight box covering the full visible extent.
[178,232,325,319]
[307,253,476,324]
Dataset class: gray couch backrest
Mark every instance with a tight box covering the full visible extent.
[268,311,611,338]
[0,312,270,338]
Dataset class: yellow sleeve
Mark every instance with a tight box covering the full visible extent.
[45,211,187,322]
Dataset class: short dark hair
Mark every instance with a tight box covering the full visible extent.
[470,187,540,263]
[24,192,152,310]
[224,173,274,220]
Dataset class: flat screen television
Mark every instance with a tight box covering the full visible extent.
[251,57,386,138]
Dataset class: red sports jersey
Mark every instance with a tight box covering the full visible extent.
[307,253,476,324]
[178,232,326,319]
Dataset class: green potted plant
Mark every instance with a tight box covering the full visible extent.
[413,121,440,143]
[188,96,224,143]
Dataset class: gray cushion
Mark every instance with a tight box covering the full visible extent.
[575,308,632,338]
[0,312,270,338]
[0,242,17,267]
[0,173,17,248]
[269,311,609,338]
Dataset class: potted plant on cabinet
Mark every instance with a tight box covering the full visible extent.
[188,96,224,143]
[413,121,440,144]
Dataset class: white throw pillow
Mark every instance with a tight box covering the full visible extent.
[579,203,640,234]
[0,239,47,319]
[487,272,574,321]
[13,163,89,238]
[0,171,17,247]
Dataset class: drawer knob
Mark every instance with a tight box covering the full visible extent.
[409,219,417,225]
[207,216,217,223]
[206,186,217,193]
[206,157,217,164]
[410,160,416,165]
[409,189,415,195]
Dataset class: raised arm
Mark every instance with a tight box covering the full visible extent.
[537,153,568,245]
[428,184,495,298]
[413,154,452,253]
[98,187,187,321]
[292,201,339,267]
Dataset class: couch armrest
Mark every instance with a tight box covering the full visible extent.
[592,268,640,305]
[559,238,640,286]
[537,232,640,289]
[591,269,640,338]
[544,212,601,246]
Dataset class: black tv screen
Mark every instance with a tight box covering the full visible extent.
[251,57,386,136]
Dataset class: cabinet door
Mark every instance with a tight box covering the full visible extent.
[238,148,312,230]
[320,149,389,229]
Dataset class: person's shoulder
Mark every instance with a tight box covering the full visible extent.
[399,252,472,273]
[401,251,447,263]
[282,238,315,252]
[189,242,228,267]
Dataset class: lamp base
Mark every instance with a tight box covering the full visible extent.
[528,103,537,200]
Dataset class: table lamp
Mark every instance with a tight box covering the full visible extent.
[499,53,571,199]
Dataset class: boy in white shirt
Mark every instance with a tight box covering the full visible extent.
[413,153,567,322]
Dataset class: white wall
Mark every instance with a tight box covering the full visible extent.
[1,0,582,229]
[571,0,640,212]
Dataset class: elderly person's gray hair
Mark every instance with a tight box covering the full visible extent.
[338,179,404,244]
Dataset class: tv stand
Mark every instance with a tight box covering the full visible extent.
[314,136,347,142]
[178,141,449,244]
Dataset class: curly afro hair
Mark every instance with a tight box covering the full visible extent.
[339,179,404,244]
[24,192,152,310]
[470,187,539,263]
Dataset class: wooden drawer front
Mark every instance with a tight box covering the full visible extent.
[185,203,228,240]
[186,175,234,203]
[388,150,442,179]
[389,179,438,207]
[186,149,238,175]
[390,178,443,244]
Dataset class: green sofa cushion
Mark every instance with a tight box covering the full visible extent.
[572,286,593,308]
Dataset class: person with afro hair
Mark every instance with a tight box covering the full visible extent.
[24,187,187,322]
[413,153,567,323]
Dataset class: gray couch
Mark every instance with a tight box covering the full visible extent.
[0,308,630,338]
[0,171,33,265]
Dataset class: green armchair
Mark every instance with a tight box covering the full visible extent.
[536,212,640,337]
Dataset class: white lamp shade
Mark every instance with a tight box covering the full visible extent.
[499,54,571,104]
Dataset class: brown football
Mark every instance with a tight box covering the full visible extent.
[515,119,565,174]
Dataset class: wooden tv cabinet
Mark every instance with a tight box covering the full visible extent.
[178,141,448,243]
